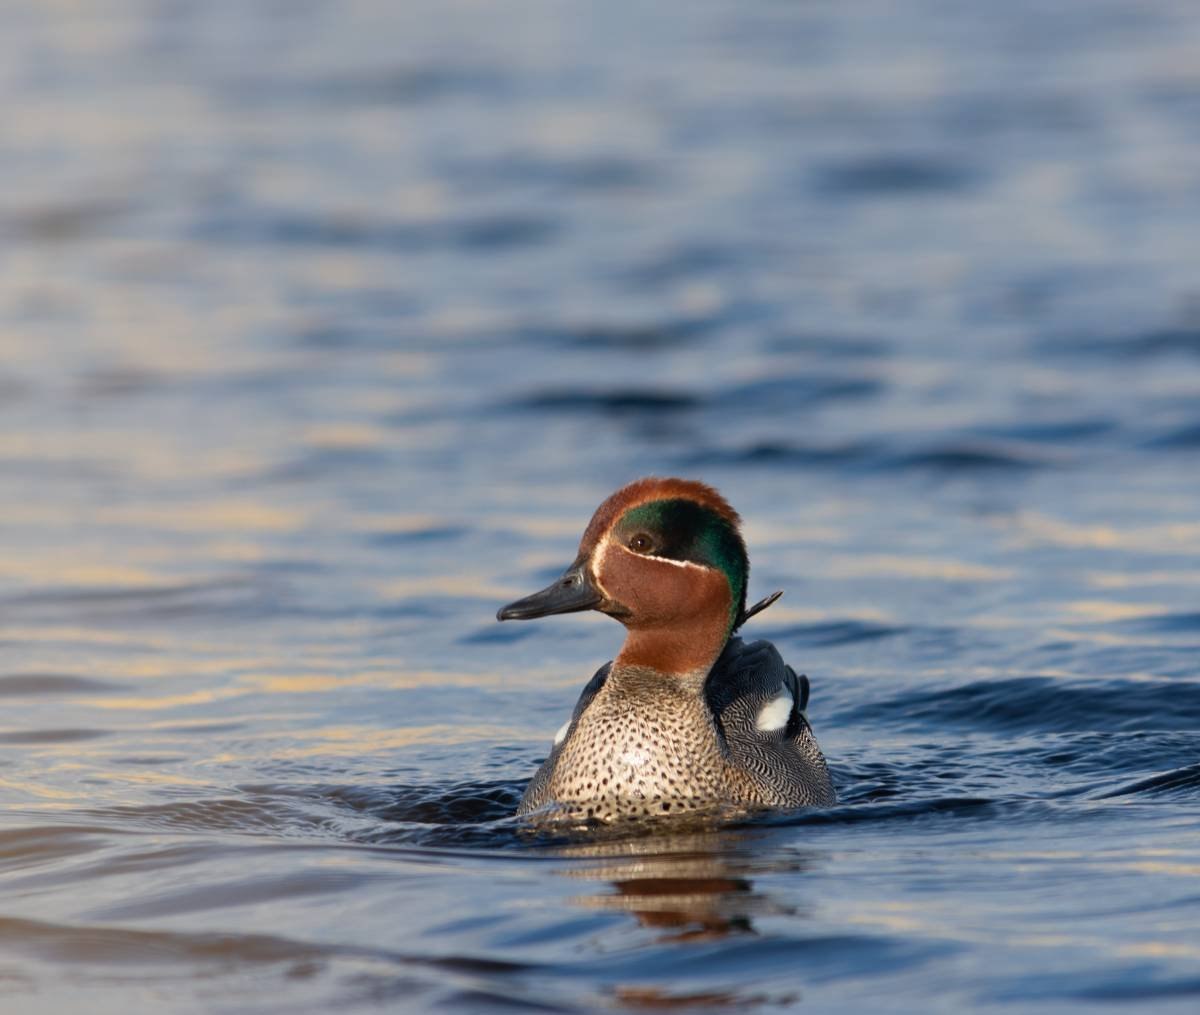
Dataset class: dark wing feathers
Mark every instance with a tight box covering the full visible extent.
[574,661,611,716]
[705,637,836,807]
[704,637,794,737]
[782,665,811,738]
[789,666,810,713]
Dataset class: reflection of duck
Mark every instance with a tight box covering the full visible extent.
[552,830,805,943]
[497,477,836,822]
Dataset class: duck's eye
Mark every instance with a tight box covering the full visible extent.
[629,534,654,554]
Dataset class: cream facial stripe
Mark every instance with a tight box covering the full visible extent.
[593,524,714,594]
[594,532,712,592]
[592,533,615,597]
[615,544,711,571]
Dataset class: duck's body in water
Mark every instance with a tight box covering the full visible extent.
[497,477,836,823]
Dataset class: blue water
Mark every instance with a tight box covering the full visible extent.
[2,0,1200,1011]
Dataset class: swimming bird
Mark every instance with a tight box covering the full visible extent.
[496,477,836,822]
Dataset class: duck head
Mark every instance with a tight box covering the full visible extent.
[497,477,762,674]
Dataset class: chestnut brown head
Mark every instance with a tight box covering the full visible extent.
[497,478,749,641]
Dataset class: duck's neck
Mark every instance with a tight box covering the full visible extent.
[613,618,730,680]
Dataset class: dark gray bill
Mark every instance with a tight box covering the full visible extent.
[496,563,602,621]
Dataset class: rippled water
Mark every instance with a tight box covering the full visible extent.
[3,0,1200,1011]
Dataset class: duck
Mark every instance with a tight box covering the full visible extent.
[496,476,836,822]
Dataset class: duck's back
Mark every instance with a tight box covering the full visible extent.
[704,637,837,808]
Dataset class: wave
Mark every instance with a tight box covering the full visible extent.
[842,675,1200,733]
[0,673,121,696]
[684,438,1050,472]
[1095,762,1200,800]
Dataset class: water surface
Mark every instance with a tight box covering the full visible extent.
[3,0,1200,1011]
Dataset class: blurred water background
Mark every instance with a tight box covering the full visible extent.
[2,0,1200,1011]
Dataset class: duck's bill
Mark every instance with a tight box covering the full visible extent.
[496,564,603,621]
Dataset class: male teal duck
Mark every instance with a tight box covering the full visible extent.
[497,477,836,822]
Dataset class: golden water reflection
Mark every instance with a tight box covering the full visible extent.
[540,831,818,1009]
[552,831,808,943]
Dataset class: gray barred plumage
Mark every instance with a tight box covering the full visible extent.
[518,637,836,821]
